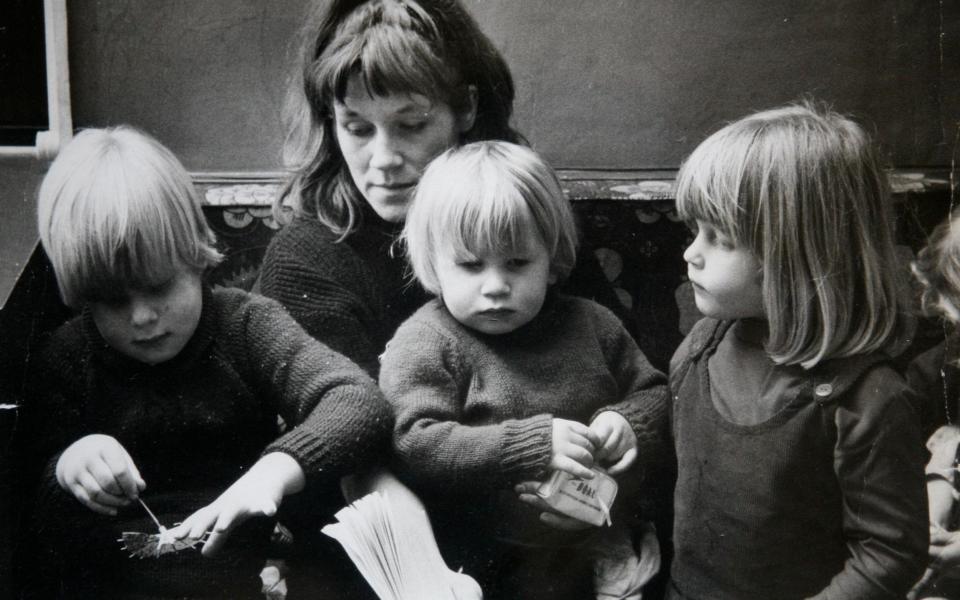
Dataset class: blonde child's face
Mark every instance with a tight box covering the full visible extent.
[90,268,203,365]
[683,219,765,321]
[436,236,557,335]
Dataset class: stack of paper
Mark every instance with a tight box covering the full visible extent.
[322,492,481,600]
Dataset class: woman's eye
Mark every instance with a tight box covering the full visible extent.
[399,120,427,133]
[343,122,373,137]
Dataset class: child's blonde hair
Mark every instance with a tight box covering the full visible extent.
[913,212,960,323]
[676,101,905,368]
[403,141,578,295]
[37,127,222,308]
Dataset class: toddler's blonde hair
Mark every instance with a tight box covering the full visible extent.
[37,127,222,308]
[403,141,577,295]
[676,101,905,368]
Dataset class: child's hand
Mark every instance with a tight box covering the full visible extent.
[589,411,638,476]
[55,434,146,516]
[930,524,960,573]
[550,418,600,479]
[169,452,305,556]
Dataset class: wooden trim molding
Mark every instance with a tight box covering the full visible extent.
[193,168,954,207]
[0,0,72,159]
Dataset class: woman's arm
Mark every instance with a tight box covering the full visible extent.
[257,226,383,376]
[226,292,393,485]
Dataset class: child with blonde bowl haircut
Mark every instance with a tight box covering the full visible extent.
[906,212,960,599]
[18,127,391,599]
[380,141,670,600]
[668,102,928,599]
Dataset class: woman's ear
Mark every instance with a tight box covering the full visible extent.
[457,85,478,134]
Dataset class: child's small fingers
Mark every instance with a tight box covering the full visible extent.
[554,456,595,480]
[559,444,595,469]
[607,447,637,475]
[78,470,126,508]
[513,481,541,496]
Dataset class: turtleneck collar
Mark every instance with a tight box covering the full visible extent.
[80,284,218,374]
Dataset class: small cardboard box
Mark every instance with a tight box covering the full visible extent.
[535,468,618,527]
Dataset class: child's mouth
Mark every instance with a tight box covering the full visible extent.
[132,333,170,347]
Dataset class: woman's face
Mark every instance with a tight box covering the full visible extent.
[333,74,476,223]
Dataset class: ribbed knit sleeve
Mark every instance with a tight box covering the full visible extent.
[589,304,670,482]
[380,317,553,493]
[219,290,392,485]
[257,219,383,377]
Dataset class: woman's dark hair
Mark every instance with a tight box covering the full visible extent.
[277,0,522,237]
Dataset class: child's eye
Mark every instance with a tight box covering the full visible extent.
[456,260,483,271]
[506,258,530,269]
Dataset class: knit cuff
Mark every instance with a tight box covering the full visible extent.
[500,414,553,480]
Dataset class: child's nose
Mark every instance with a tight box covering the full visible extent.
[683,235,703,267]
[129,298,160,327]
[481,270,510,296]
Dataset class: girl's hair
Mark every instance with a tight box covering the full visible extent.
[403,140,578,295]
[37,127,222,308]
[278,0,522,237]
[913,213,960,324]
[676,101,905,368]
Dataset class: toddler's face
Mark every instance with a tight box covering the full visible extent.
[90,268,203,365]
[683,219,765,320]
[436,237,556,335]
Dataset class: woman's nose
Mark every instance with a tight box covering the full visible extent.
[369,131,404,170]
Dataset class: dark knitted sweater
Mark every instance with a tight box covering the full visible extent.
[257,207,639,378]
[380,295,669,553]
[668,318,927,600]
[18,286,391,597]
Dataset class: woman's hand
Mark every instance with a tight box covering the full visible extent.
[589,411,638,476]
[514,481,594,531]
[550,418,600,479]
[55,434,145,515]
[168,452,305,556]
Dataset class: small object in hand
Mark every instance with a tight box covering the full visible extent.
[118,530,207,559]
[117,497,208,558]
[536,467,618,527]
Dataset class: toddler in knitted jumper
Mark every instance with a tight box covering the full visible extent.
[379,141,668,600]
[16,127,391,599]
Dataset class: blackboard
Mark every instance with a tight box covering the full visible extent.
[63,0,959,171]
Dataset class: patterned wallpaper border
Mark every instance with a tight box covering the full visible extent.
[194,168,953,207]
